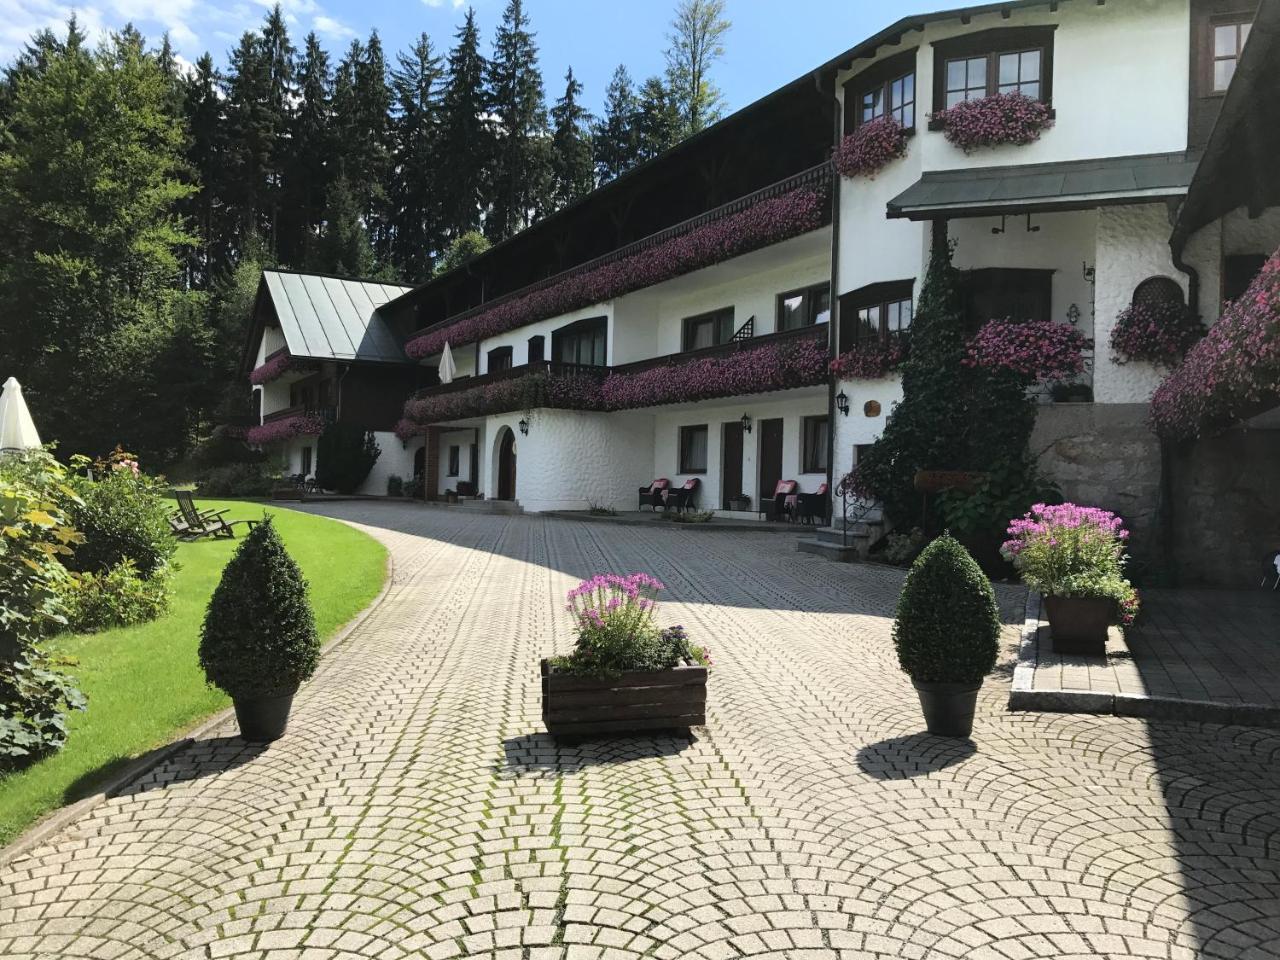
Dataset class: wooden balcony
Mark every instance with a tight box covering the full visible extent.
[262,404,336,424]
[412,362,606,401]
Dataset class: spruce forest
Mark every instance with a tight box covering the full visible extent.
[0,0,731,467]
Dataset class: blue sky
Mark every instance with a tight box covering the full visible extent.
[1,0,961,117]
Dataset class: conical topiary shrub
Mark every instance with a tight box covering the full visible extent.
[199,517,319,741]
[892,533,1000,737]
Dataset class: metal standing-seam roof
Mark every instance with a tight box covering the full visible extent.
[887,152,1201,220]
[263,270,415,364]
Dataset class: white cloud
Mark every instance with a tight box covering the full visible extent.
[421,0,465,9]
[312,13,354,39]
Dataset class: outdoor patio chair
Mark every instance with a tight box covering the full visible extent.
[638,479,670,511]
[765,480,798,522]
[664,478,700,514]
[171,490,258,541]
[797,482,830,526]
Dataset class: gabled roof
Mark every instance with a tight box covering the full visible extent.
[887,152,1199,220]
[261,270,414,365]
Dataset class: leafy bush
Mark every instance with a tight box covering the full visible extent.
[199,517,319,698]
[65,559,171,633]
[587,501,617,516]
[195,462,278,497]
[386,474,404,497]
[549,573,709,678]
[668,510,715,524]
[66,457,176,580]
[189,426,267,469]
[881,528,926,566]
[892,534,1000,683]
[1,654,86,767]
[315,423,380,494]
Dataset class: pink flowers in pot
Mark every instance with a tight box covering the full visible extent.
[1110,300,1204,367]
[1151,248,1280,440]
[932,93,1053,152]
[964,318,1086,383]
[406,187,827,358]
[245,413,326,445]
[249,349,298,386]
[829,340,907,380]
[834,116,909,179]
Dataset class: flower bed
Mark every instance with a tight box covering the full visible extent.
[1151,249,1280,440]
[405,187,827,358]
[834,117,908,179]
[245,413,327,445]
[599,336,828,410]
[931,93,1053,152]
[829,340,907,380]
[964,318,1086,382]
[1110,300,1204,367]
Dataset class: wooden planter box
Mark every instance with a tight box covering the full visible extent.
[541,659,707,736]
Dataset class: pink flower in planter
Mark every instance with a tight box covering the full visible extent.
[834,117,909,179]
[964,318,1086,383]
[249,349,302,385]
[1110,300,1204,367]
[245,413,327,445]
[829,340,907,380]
[405,187,827,357]
[932,93,1053,152]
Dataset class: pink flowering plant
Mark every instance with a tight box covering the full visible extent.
[249,349,313,386]
[965,318,1086,383]
[1001,503,1139,626]
[932,93,1053,152]
[1110,300,1203,367]
[829,339,907,380]
[550,574,710,678]
[834,116,909,179]
[1151,249,1280,440]
[406,187,827,357]
[245,413,327,445]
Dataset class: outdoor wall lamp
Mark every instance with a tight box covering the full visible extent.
[518,418,530,436]
[740,413,752,434]
[835,390,850,416]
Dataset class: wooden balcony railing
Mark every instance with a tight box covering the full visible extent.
[411,362,606,401]
[411,161,835,339]
[262,404,336,424]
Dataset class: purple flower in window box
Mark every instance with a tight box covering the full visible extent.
[249,349,312,386]
[964,318,1086,383]
[1109,300,1204,368]
[931,93,1053,152]
[245,413,327,445]
[829,340,908,380]
[834,116,909,179]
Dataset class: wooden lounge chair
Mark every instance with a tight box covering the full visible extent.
[171,490,258,541]
[638,479,670,511]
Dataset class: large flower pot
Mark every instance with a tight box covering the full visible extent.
[232,686,298,742]
[912,679,981,738]
[1043,595,1111,656]
[541,660,707,737]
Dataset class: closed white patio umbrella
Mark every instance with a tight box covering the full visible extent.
[0,377,41,453]
[438,341,457,385]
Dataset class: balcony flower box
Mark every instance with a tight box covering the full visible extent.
[541,660,707,736]
[1110,300,1204,368]
[930,93,1054,152]
[964,318,1086,383]
[834,116,909,179]
[830,340,907,380]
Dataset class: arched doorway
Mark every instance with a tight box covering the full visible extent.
[497,428,517,501]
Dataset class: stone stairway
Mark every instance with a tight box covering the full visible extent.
[424,498,524,516]
[795,504,886,563]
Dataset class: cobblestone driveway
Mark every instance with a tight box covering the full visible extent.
[3,504,1280,959]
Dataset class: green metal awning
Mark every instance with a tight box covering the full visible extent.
[887,152,1199,220]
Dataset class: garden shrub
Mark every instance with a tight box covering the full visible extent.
[199,517,319,698]
[66,455,176,580]
[195,462,278,497]
[315,423,380,494]
[0,654,87,767]
[881,527,926,566]
[65,559,172,633]
[892,534,1000,683]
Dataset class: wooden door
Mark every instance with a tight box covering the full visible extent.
[721,422,744,509]
[758,418,784,503]
[498,429,517,501]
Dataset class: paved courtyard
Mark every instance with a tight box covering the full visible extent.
[2,503,1280,960]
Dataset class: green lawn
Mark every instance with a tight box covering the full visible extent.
[0,501,388,846]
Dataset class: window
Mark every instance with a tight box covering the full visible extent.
[931,26,1056,113]
[682,307,736,351]
[447,445,460,477]
[837,280,915,353]
[1132,276,1185,307]
[960,268,1053,328]
[802,416,829,474]
[1223,254,1267,304]
[843,50,917,133]
[552,316,607,366]
[527,334,545,364]
[777,284,831,332]
[679,425,708,474]
[1212,18,1252,92]
[487,346,513,372]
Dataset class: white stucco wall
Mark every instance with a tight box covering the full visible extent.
[831,376,906,488]
[477,303,615,371]
[254,325,287,368]
[1184,207,1280,324]
[435,428,477,493]
[354,432,422,497]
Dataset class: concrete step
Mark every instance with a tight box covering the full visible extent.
[796,539,860,563]
[459,499,523,515]
[815,523,881,545]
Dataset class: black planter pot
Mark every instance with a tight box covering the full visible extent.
[1043,595,1111,656]
[232,686,298,742]
[912,679,982,738]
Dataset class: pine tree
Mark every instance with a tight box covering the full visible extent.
[635,76,681,162]
[485,0,549,240]
[283,32,333,269]
[182,53,229,285]
[436,8,489,240]
[222,29,276,246]
[316,175,378,278]
[389,32,443,280]
[549,67,593,210]
[664,0,730,136]
[594,64,639,183]
[331,34,393,258]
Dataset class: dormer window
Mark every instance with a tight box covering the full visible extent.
[1211,17,1252,91]
[931,26,1056,113]
[843,50,917,134]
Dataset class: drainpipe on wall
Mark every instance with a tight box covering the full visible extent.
[823,71,841,505]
